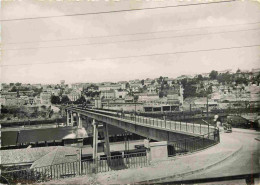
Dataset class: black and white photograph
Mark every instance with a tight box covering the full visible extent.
[0,0,260,184]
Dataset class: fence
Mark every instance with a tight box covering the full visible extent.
[168,129,220,156]
[114,112,216,135]
[1,152,147,184]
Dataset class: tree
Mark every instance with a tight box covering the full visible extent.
[197,74,203,81]
[183,83,197,99]
[180,79,197,99]
[15,83,21,86]
[209,70,218,80]
[126,82,130,89]
[61,95,70,104]
[10,86,18,92]
[236,68,241,73]
[51,95,60,104]
[134,95,139,102]
[141,79,145,86]
[159,91,164,98]
[235,77,248,86]
[75,96,86,104]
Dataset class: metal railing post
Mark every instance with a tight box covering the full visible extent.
[208,123,210,138]
[202,135,205,148]
[193,118,194,133]
[184,139,186,152]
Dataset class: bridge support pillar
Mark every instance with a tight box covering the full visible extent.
[66,111,70,126]
[103,122,110,157]
[92,119,98,162]
[145,140,168,162]
[77,113,82,128]
[124,131,129,152]
[70,112,74,126]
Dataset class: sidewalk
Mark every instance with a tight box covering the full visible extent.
[47,132,242,185]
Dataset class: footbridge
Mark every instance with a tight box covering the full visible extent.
[65,106,217,141]
[65,106,219,158]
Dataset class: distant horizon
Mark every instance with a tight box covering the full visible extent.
[1,66,259,85]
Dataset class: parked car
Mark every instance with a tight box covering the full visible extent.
[223,122,232,133]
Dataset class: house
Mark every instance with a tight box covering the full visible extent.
[67,90,81,102]
[137,93,159,103]
[3,97,17,106]
[130,82,142,92]
[20,96,30,104]
[166,84,184,105]
[167,94,180,105]
[114,90,128,99]
[194,97,218,110]
[32,84,42,89]
[147,85,157,93]
[40,92,52,104]
[1,91,17,98]
[125,95,134,103]
[118,81,128,90]
[100,90,115,99]
[50,89,61,96]
[98,84,121,91]
[18,90,34,97]
[144,79,152,86]
[166,78,175,86]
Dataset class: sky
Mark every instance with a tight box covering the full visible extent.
[1,0,260,84]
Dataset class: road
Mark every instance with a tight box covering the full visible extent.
[160,130,260,184]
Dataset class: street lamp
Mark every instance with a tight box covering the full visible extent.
[207,94,209,121]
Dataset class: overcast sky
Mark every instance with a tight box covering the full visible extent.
[1,0,260,84]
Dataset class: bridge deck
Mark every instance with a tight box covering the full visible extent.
[66,107,216,138]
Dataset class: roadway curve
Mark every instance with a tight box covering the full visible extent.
[158,129,260,184]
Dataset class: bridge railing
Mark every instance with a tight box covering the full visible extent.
[70,107,216,136]
[168,129,220,156]
[1,152,147,184]
[122,114,215,135]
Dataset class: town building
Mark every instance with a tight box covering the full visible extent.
[100,90,116,99]
[98,84,121,91]
[115,90,128,99]
[40,92,52,105]
[137,93,159,103]
[18,90,34,97]
[67,90,81,102]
